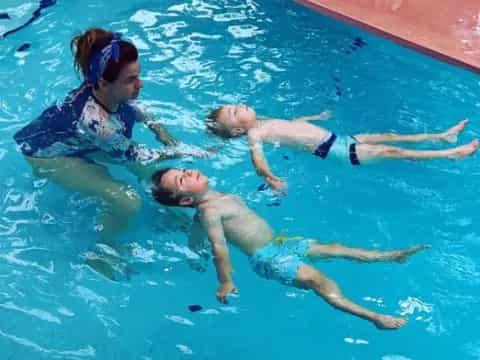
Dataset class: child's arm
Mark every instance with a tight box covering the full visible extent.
[200,211,238,304]
[248,134,286,192]
[292,110,332,122]
[186,214,210,272]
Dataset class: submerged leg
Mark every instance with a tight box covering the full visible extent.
[354,119,468,144]
[26,156,141,279]
[27,156,140,245]
[354,139,478,162]
[87,151,159,181]
[83,246,131,281]
[294,265,406,329]
[27,156,141,246]
[307,242,430,263]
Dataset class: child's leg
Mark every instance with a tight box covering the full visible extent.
[354,119,468,144]
[354,139,478,162]
[294,264,406,329]
[306,242,430,263]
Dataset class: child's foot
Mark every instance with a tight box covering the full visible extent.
[442,119,469,143]
[374,315,407,330]
[394,244,431,263]
[448,139,479,158]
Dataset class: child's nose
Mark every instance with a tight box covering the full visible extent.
[189,170,200,178]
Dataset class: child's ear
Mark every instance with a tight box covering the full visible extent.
[206,122,218,134]
[231,128,244,136]
[179,196,194,206]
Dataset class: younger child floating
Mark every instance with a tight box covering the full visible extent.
[151,167,430,330]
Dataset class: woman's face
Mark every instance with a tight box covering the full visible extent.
[105,60,143,103]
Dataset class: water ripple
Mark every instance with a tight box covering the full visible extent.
[165,314,194,326]
[0,247,54,273]
[0,301,61,324]
[431,253,480,284]
[0,329,95,358]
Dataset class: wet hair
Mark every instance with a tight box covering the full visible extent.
[151,168,186,207]
[70,28,138,84]
[206,107,234,139]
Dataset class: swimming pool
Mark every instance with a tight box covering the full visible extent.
[0,0,479,359]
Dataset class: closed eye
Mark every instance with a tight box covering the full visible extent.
[180,169,187,185]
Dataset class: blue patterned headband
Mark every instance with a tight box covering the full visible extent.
[87,32,122,85]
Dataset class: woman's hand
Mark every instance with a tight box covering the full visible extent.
[154,128,179,146]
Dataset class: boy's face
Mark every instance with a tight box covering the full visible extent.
[161,169,209,196]
[216,104,256,136]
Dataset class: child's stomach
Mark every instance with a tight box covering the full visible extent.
[265,121,332,152]
[224,215,274,255]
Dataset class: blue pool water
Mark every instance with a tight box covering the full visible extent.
[1,0,479,359]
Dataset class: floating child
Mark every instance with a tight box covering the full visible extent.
[206,104,477,191]
[151,167,430,330]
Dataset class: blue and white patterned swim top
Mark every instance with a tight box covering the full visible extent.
[13,82,161,163]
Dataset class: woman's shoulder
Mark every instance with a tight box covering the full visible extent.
[64,82,93,105]
[30,83,94,128]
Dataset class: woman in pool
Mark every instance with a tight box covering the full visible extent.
[13,28,206,248]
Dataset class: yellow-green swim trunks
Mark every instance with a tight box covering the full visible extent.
[249,237,311,285]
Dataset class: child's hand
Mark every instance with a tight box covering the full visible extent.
[266,176,287,195]
[216,281,239,304]
[294,110,333,122]
[314,109,333,121]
